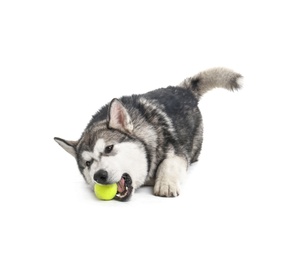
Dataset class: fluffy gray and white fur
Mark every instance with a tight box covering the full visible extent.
[54,67,242,201]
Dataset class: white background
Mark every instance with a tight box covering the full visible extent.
[0,1,297,259]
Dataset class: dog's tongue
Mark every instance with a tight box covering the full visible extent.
[117,177,126,193]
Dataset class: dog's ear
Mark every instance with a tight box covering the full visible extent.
[108,98,133,133]
[54,137,77,158]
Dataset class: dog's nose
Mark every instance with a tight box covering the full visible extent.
[93,169,108,183]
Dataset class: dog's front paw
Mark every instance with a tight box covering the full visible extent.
[153,155,187,197]
[154,179,180,197]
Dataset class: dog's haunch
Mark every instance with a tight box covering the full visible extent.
[94,183,117,200]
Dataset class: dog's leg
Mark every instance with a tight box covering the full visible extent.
[154,154,187,197]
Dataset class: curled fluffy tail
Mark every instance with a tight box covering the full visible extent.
[179,67,243,99]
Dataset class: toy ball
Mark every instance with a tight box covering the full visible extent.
[94,183,117,200]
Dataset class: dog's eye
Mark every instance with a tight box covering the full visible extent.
[104,145,114,154]
[86,161,91,167]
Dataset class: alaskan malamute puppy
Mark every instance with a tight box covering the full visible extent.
[54,68,242,201]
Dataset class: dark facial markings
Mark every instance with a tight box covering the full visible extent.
[82,144,114,170]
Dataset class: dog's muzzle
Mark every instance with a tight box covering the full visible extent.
[93,171,133,201]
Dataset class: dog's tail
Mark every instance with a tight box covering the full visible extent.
[179,67,243,99]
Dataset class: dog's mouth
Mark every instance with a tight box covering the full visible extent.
[115,173,133,201]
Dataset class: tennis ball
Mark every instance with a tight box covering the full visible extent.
[94,183,117,200]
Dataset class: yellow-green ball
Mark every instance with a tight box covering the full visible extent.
[94,183,117,200]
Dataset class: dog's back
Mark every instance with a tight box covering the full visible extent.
[118,67,243,167]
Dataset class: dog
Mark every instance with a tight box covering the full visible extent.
[54,68,242,201]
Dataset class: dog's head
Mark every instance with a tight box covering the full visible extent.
[54,99,148,201]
